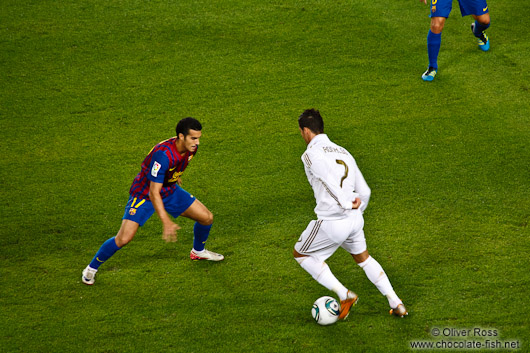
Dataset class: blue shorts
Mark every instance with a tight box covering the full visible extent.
[123,186,196,226]
[430,0,489,18]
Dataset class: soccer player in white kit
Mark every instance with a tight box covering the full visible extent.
[294,109,408,319]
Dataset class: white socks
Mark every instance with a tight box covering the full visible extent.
[358,256,402,308]
[296,256,349,301]
[295,255,402,308]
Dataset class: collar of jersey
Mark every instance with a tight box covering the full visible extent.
[307,133,329,149]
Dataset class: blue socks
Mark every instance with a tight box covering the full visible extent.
[193,222,212,252]
[88,224,212,269]
[427,30,442,70]
[89,236,121,270]
[473,20,490,37]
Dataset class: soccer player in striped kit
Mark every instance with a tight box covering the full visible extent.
[82,117,223,285]
[294,109,407,319]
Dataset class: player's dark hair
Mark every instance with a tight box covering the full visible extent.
[176,117,202,138]
[298,108,324,134]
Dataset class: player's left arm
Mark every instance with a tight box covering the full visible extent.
[352,162,371,212]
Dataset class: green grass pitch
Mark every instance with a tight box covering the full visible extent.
[1,0,529,352]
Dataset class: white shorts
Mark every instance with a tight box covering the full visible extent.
[294,211,366,262]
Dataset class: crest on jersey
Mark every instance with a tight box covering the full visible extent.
[188,155,193,161]
[151,161,161,177]
[169,171,184,183]
[129,208,137,216]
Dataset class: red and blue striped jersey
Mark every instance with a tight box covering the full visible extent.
[129,137,196,200]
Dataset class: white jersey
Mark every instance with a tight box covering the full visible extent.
[301,134,371,220]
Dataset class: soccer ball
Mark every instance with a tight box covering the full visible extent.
[311,296,340,325]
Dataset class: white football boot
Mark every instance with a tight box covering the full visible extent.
[190,249,224,261]
[82,266,97,285]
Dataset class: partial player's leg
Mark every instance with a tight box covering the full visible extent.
[294,219,358,320]
[180,199,223,261]
[471,13,491,51]
[339,218,407,317]
[180,198,213,225]
[457,0,490,51]
[351,250,408,317]
[423,16,446,81]
[422,0,453,81]
[82,219,139,285]
[294,251,358,320]
[82,195,153,285]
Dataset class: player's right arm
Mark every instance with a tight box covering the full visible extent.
[146,149,181,242]
[149,181,181,242]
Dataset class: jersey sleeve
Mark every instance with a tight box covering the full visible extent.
[309,151,356,210]
[147,150,170,184]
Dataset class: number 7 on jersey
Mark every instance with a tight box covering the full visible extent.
[335,159,349,188]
